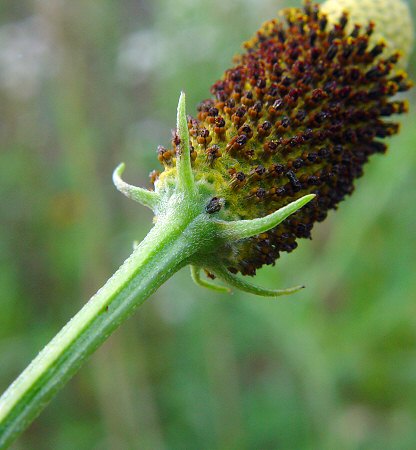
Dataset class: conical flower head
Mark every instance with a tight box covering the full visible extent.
[153,1,412,276]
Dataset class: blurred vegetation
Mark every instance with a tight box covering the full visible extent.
[0,0,415,449]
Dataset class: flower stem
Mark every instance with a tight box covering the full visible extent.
[0,210,203,449]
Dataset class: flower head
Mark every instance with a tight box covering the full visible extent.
[114,1,412,295]
[152,1,412,276]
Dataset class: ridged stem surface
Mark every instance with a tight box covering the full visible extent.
[0,206,205,449]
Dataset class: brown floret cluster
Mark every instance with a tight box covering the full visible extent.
[154,2,412,276]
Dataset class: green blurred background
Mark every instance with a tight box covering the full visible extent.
[1,0,415,449]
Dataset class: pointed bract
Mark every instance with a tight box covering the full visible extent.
[176,92,196,194]
[215,194,315,241]
[190,265,231,293]
[113,163,160,211]
[213,266,305,298]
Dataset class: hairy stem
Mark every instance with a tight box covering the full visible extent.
[0,211,201,449]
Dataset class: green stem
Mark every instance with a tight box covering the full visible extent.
[0,211,202,449]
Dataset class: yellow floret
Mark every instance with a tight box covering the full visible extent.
[321,0,414,67]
